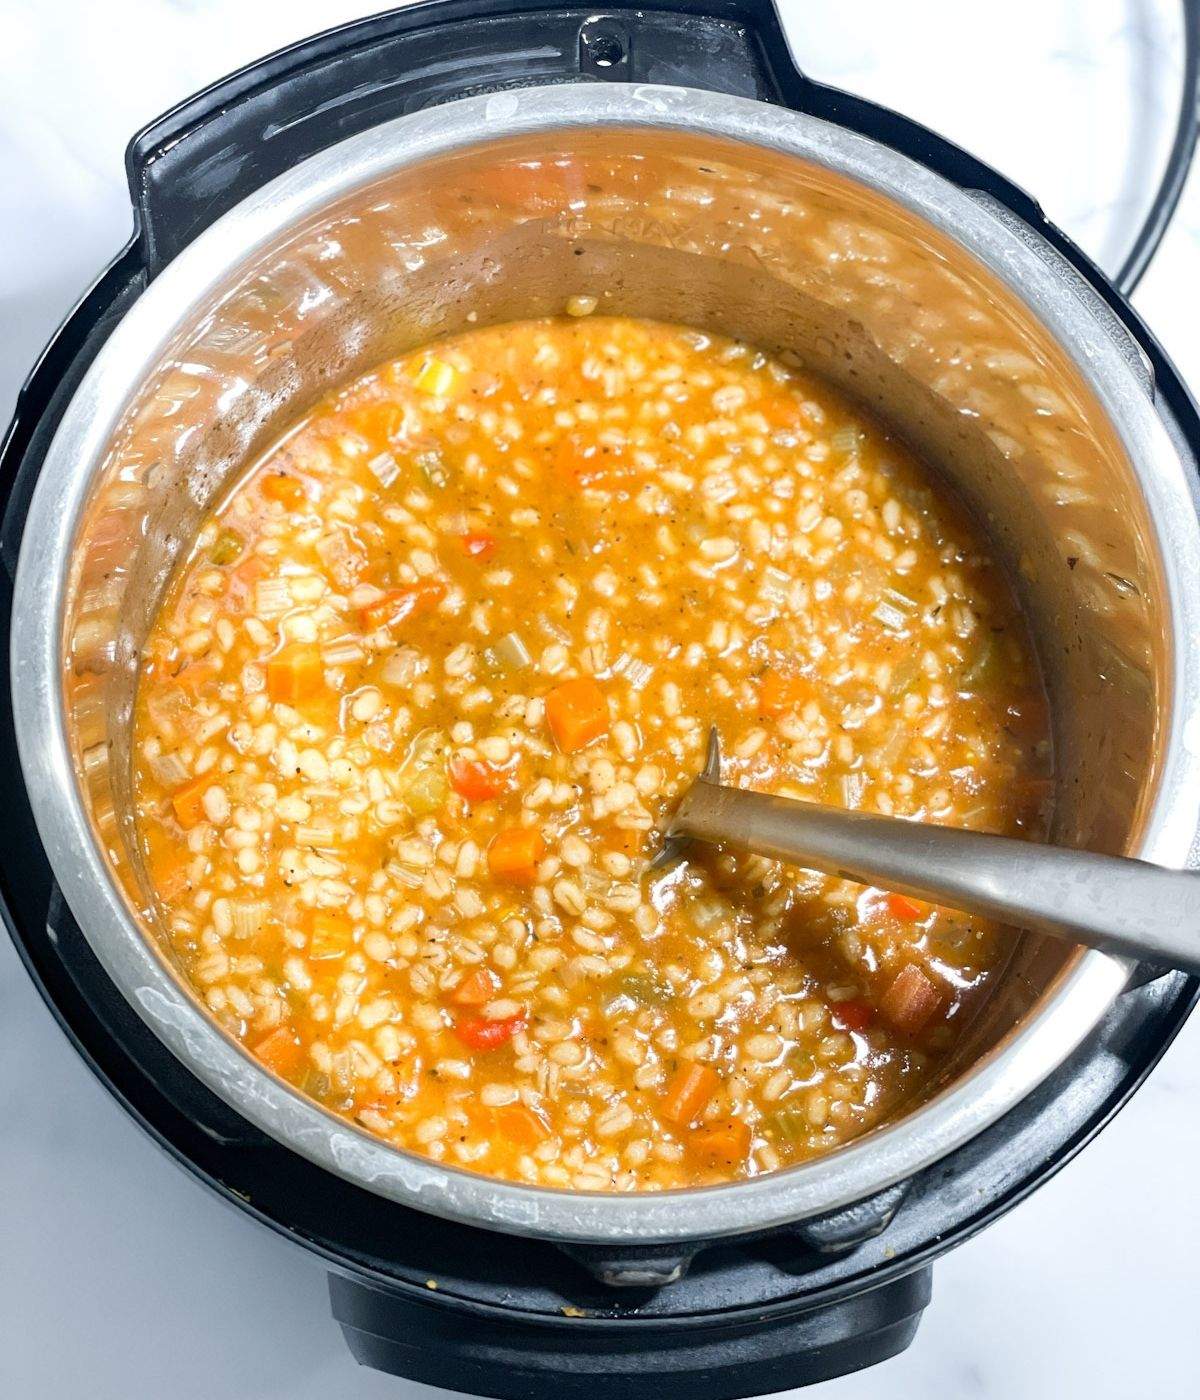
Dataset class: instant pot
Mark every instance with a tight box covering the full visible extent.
[4,2,1200,1394]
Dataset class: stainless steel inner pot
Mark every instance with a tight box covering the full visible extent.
[13,84,1200,1245]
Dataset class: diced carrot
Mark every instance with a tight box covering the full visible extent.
[229,552,269,605]
[689,1118,751,1167]
[174,658,219,694]
[545,677,609,754]
[554,435,633,490]
[266,642,325,706]
[461,531,497,559]
[260,472,306,508]
[661,1062,720,1127]
[885,893,927,921]
[171,774,211,829]
[495,1102,551,1149]
[411,357,457,396]
[359,580,446,633]
[455,1013,526,1052]
[488,826,544,882]
[449,757,510,804]
[880,964,942,1036]
[148,844,193,901]
[832,999,876,1032]
[309,910,351,960]
[451,967,501,1006]
[253,1024,305,1080]
[759,669,806,717]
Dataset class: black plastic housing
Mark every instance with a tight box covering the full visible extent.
[2,3,1197,1397]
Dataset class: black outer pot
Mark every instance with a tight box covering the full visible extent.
[2,3,1197,1395]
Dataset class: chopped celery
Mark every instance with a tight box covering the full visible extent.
[210,529,243,565]
[403,766,448,817]
[613,970,672,1005]
[767,1108,809,1144]
[396,728,450,816]
[887,655,921,698]
[961,633,1003,689]
[482,631,532,674]
[301,1068,332,1101]
[417,451,451,489]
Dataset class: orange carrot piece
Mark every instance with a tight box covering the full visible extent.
[309,911,352,960]
[260,472,307,508]
[449,757,510,803]
[174,658,219,694]
[359,580,446,633]
[461,531,497,559]
[231,553,269,588]
[545,677,609,754]
[455,1013,525,1052]
[880,964,942,1036]
[253,1025,305,1080]
[554,435,633,490]
[488,826,544,882]
[148,844,193,900]
[494,1102,551,1150]
[689,1118,751,1166]
[266,642,325,706]
[452,967,501,1006]
[171,774,211,829]
[832,999,876,1032]
[886,893,927,921]
[661,1062,720,1127]
[759,669,806,718]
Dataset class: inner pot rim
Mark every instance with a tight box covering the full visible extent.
[12,82,1200,1246]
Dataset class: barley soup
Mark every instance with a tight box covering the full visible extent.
[133,313,1051,1191]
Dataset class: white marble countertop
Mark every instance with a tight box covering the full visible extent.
[3,2,1199,1396]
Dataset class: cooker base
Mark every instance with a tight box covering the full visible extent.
[329,1269,931,1399]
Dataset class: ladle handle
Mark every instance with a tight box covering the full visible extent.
[671,780,1200,975]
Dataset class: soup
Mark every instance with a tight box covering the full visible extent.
[132,313,1050,1191]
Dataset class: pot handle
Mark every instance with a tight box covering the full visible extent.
[125,0,1044,277]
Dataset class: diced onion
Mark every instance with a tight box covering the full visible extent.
[385,859,426,889]
[148,751,190,788]
[690,897,726,931]
[537,616,571,645]
[255,577,292,618]
[832,427,861,455]
[231,900,267,938]
[871,600,908,632]
[760,566,791,607]
[296,824,337,849]
[625,658,655,691]
[322,636,366,668]
[840,772,866,809]
[381,646,424,688]
[881,587,918,614]
[368,451,399,487]
[871,719,908,771]
[887,656,920,698]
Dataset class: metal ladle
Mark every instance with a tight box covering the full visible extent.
[655,730,1200,975]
